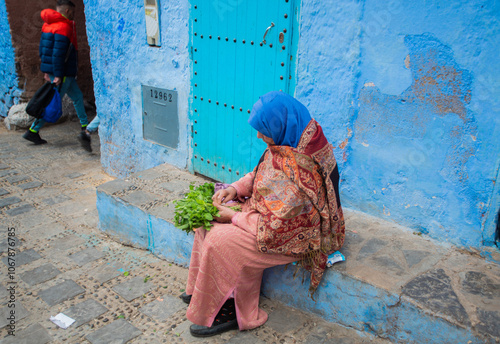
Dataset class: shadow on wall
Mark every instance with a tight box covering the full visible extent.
[349,33,482,247]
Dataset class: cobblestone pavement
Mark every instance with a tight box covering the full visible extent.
[0,121,391,344]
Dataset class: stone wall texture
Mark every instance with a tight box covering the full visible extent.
[0,0,21,117]
[82,0,499,251]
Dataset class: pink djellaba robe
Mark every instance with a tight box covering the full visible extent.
[185,172,297,330]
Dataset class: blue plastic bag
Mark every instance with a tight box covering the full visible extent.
[41,87,62,123]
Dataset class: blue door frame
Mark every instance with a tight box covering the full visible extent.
[190,0,300,183]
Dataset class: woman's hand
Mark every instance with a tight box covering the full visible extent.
[212,186,237,205]
[213,202,237,223]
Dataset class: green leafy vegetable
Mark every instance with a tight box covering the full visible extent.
[173,183,220,233]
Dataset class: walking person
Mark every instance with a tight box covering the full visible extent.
[23,0,90,147]
[78,114,99,152]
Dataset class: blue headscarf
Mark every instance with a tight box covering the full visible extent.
[248,91,312,148]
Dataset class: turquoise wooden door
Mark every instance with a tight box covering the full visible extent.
[191,0,299,183]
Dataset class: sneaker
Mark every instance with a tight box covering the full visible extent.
[22,130,47,145]
[78,131,92,152]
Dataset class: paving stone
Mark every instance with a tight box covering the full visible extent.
[57,201,87,217]
[20,212,51,229]
[112,276,155,302]
[39,279,85,306]
[159,180,192,195]
[65,172,84,179]
[0,302,30,328]
[0,170,17,178]
[402,269,470,324]
[338,231,362,261]
[0,323,51,344]
[14,155,34,160]
[5,204,34,216]
[0,196,22,208]
[63,299,108,327]
[47,235,85,251]
[17,181,43,191]
[69,247,106,266]
[85,319,142,344]
[120,190,159,207]
[96,179,134,195]
[91,262,126,284]
[266,307,305,333]
[26,221,66,240]
[305,333,335,344]
[1,249,41,267]
[403,249,430,268]
[476,309,500,338]
[0,188,9,196]
[305,335,363,344]
[69,213,99,229]
[0,237,20,254]
[131,169,164,181]
[19,263,61,287]
[148,203,175,223]
[5,175,30,184]
[461,271,500,299]
[176,319,219,342]
[226,331,266,344]
[372,255,404,273]
[42,194,72,206]
[0,285,9,305]
[140,294,186,321]
[356,238,387,260]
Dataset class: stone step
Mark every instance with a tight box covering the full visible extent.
[96,163,500,344]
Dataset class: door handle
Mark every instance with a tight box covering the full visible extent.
[261,22,275,45]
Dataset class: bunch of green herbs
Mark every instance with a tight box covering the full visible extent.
[173,183,219,233]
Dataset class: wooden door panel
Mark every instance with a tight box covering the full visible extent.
[192,0,297,182]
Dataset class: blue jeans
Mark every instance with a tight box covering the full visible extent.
[87,115,100,133]
[30,76,88,132]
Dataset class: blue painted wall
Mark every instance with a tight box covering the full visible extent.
[83,0,190,177]
[295,0,500,250]
[0,0,21,117]
[84,0,499,250]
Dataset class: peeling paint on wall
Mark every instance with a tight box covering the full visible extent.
[346,33,490,248]
[296,1,499,249]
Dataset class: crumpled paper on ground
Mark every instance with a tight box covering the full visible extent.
[50,313,75,329]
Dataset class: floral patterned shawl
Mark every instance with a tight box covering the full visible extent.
[250,119,345,295]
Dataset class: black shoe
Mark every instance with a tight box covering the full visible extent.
[78,131,92,152]
[180,292,192,305]
[22,130,47,145]
[189,298,237,337]
[190,319,238,337]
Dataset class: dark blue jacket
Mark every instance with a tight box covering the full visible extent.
[39,9,78,77]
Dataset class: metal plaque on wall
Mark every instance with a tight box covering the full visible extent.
[142,85,179,149]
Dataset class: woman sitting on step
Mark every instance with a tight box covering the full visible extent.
[182,91,346,337]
